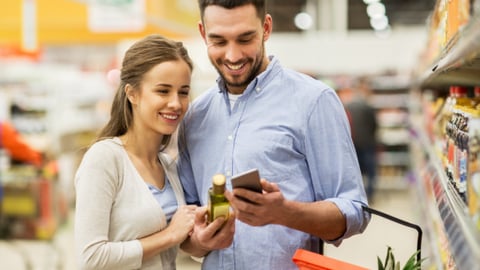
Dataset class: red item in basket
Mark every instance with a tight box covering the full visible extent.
[292,249,369,270]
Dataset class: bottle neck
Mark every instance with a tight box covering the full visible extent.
[212,184,225,195]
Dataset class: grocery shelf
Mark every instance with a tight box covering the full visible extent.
[368,75,411,192]
[414,167,445,269]
[417,14,480,89]
[411,5,480,269]
[377,152,410,167]
[371,93,410,110]
[375,176,409,190]
[411,120,480,269]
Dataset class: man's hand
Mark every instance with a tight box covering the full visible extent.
[226,179,346,241]
[225,179,286,226]
[180,206,235,257]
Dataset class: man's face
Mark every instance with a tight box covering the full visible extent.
[199,4,272,94]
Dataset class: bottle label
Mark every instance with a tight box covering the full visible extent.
[212,204,229,221]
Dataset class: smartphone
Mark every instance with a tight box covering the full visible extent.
[231,168,262,193]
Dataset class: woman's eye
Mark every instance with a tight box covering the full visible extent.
[179,89,190,96]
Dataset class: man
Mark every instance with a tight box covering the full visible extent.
[345,76,378,201]
[178,1,370,269]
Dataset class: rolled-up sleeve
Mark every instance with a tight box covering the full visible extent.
[304,89,370,245]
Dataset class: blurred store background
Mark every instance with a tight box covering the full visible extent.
[1,0,480,269]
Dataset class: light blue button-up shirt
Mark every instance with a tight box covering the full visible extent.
[178,56,370,270]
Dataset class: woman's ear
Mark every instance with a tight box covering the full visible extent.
[125,84,137,105]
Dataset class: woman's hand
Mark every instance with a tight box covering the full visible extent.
[180,206,235,257]
[166,205,197,244]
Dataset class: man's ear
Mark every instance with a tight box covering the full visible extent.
[198,21,207,42]
[125,84,137,105]
[263,14,273,41]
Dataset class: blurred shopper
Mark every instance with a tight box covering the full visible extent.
[0,121,43,167]
[177,1,370,269]
[345,76,378,201]
[74,35,197,270]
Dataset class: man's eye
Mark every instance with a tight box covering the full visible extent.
[212,40,226,46]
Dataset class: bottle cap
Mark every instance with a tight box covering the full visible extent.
[212,174,226,194]
[474,86,480,96]
[212,174,226,186]
[450,86,468,96]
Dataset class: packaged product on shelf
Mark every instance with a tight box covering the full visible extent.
[433,88,454,162]
[450,106,470,202]
[423,89,443,142]
[436,86,469,187]
[434,86,468,141]
[467,108,480,230]
[458,0,471,29]
[432,0,448,52]
[473,86,480,108]
[446,0,459,42]
[446,0,471,42]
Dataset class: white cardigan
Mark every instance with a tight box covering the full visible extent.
[74,137,186,270]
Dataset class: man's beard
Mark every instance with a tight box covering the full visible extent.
[213,45,265,90]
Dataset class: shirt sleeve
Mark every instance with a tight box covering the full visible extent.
[176,120,201,206]
[74,143,143,270]
[304,89,370,245]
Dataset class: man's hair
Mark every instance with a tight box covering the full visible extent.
[198,0,267,22]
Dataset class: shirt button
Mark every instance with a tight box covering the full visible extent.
[227,135,233,140]
[256,87,261,92]
[226,170,231,176]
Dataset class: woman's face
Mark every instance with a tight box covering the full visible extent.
[128,60,191,136]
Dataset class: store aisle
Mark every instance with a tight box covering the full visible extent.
[0,189,420,270]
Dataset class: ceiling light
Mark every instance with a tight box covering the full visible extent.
[367,2,386,18]
[370,15,389,30]
[363,0,380,4]
[294,12,313,30]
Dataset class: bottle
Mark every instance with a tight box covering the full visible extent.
[207,174,230,223]
[436,86,468,181]
[451,106,469,202]
[467,108,480,230]
[472,86,480,108]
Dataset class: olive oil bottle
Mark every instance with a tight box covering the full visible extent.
[207,174,230,223]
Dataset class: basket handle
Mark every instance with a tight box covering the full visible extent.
[362,206,423,263]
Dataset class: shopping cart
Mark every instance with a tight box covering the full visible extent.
[292,206,423,270]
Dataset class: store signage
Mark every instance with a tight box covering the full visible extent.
[22,0,37,52]
[87,0,146,33]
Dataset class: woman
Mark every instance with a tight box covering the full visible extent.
[74,34,196,270]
